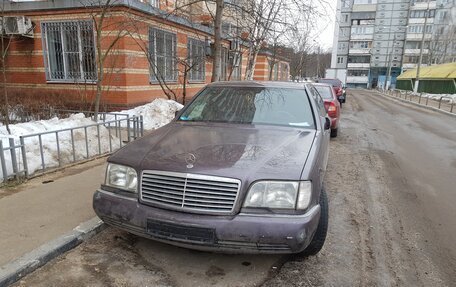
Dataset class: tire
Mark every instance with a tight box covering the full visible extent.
[330,128,338,138]
[300,189,328,257]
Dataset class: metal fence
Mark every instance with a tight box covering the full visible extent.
[383,89,455,114]
[0,114,143,183]
[0,138,27,181]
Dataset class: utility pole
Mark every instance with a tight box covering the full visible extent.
[414,0,430,93]
[386,32,397,90]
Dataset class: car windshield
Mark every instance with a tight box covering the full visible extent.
[179,86,315,128]
[318,79,341,87]
[314,86,334,100]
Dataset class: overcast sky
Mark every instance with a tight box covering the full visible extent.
[314,0,337,51]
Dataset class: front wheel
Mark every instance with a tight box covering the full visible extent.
[299,189,328,257]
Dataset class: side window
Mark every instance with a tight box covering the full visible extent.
[309,86,326,116]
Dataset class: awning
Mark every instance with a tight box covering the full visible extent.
[397,62,456,80]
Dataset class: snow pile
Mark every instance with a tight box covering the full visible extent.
[111,98,183,130]
[0,113,120,181]
[0,98,183,182]
[410,92,456,103]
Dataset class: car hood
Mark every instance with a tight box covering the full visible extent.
[109,122,316,183]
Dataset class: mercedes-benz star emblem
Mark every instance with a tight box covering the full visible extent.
[185,153,196,169]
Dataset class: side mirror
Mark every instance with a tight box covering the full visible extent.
[324,117,331,130]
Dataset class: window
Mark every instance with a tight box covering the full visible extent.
[42,21,96,82]
[348,55,371,63]
[188,38,206,81]
[220,47,229,81]
[337,57,344,64]
[342,0,351,8]
[350,41,371,49]
[351,26,374,35]
[149,28,177,82]
[149,0,159,7]
[407,25,433,34]
[231,52,242,80]
[347,69,368,76]
[410,10,435,18]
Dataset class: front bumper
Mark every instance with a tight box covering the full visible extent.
[93,189,321,254]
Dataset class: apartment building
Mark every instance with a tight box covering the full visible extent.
[327,0,455,89]
[1,0,289,108]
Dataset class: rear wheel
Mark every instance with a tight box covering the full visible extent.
[299,189,328,257]
[330,128,338,138]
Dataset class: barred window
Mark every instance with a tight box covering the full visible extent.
[231,52,242,80]
[149,28,177,82]
[42,21,96,82]
[188,38,206,81]
[220,47,228,81]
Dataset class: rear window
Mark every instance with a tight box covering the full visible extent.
[314,85,334,100]
[179,87,316,128]
[318,79,341,87]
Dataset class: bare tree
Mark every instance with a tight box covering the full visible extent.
[84,0,131,119]
[0,5,13,134]
[242,0,284,80]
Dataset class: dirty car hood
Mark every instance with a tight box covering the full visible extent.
[109,122,316,182]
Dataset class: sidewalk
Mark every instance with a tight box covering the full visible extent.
[0,158,106,266]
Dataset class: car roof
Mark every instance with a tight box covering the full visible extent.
[311,83,333,88]
[207,81,306,89]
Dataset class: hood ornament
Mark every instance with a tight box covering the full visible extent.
[185,153,196,169]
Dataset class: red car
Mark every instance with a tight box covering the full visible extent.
[316,78,345,106]
[312,83,340,138]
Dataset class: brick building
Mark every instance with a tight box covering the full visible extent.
[1,0,290,108]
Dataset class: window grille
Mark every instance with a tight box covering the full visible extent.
[220,47,228,81]
[231,52,242,80]
[42,21,96,82]
[149,28,177,82]
[188,38,206,81]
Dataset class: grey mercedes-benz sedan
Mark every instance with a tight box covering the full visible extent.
[93,81,330,256]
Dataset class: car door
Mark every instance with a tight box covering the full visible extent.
[307,85,330,183]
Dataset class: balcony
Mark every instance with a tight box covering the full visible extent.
[347,63,370,68]
[347,76,369,84]
[404,48,429,55]
[349,48,371,54]
[410,1,436,10]
[350,34,374,40]
[352,4,377,12]
[406,33,432,41]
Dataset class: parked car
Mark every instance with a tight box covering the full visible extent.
[316,78,346,106]
[311,83,341,138]
[93,81,330,256]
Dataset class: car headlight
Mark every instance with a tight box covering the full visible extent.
[243,181,312,210]
[105,163,138,192]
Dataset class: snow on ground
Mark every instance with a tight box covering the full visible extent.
[410,92,456,102]
[0,99,183,182]
[0,113,121,181]
[107,98,183,130]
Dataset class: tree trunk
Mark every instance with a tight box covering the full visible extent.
[245,47,259,80]
[1,33,11,134]
[211,0,224,82]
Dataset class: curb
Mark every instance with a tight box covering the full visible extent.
[0,217,106,287]
[374,91,456,118]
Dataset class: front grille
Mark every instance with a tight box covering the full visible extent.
[140,170,241,214]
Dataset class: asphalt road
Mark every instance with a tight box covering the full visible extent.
[13,89,456,287]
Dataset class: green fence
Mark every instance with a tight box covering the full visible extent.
[396,79,456,94]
